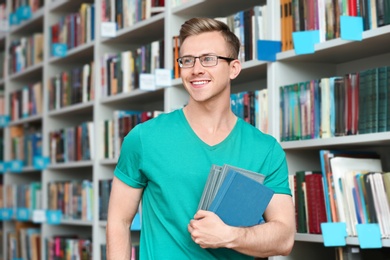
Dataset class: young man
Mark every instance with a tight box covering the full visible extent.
[106,17,295,259]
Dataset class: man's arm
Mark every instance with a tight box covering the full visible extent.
[188,194,295,258]
[106,176,143,260]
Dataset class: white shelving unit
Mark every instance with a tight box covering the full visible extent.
[0,0,389,259]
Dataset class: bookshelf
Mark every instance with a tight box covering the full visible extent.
[0,0,389,259]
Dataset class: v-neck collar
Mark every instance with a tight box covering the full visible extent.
[178,108,240,150]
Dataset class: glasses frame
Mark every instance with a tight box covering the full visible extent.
[176,55,235,68]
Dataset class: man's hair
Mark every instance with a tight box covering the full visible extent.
[179,17,240,59]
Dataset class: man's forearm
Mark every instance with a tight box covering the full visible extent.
[226,219,295,258]
[106,222,132,260]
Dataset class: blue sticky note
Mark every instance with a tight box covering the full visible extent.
[321,222,347,246]
[52,43,68,57]
[131,213,141,231]
[293,30,320,55]
[257,40,281,61]
[33,156,50,170]
[9,12,19,26]
[356,224,382,248]
[340,16,363,41]
[46,210,62,225]
[17,6,32,21]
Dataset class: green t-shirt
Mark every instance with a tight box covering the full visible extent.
[115,108,291,260]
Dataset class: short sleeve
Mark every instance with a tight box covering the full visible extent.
[114,125,148,188]
[263,140,291,196]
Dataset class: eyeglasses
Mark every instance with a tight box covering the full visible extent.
[177,55,235,68]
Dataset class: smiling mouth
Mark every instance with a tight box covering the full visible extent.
[191,80,210,85]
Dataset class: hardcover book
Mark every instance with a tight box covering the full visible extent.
[198,164,273,227]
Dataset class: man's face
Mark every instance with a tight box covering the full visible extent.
[179,31,239,104]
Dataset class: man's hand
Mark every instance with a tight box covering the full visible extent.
[188,210,235,249]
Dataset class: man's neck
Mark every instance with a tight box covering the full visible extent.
[183,103,237,146]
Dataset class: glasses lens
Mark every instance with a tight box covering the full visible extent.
[180,57,195,67]
[200,55,217,67]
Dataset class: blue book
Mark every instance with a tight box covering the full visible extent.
[208,169,274,227]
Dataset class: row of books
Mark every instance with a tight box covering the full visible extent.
[50,3,95,54]
[101,40,164,97]
[3,222,91,260]
[8,33,44,75]
[9,82,42,121]
[2,182,42,210]
[280,65,390,142]
[9,125,42,167]
[102,110,161,160]
[282,0,390,52]
[291,150,390,239]
[319,150,390,237]
[231,89,268,133]
[7,222,41,260]
[10,0,43,16]
[101,0,164,30]
[47,61,95,111]
[49,121,94,164]
[48,180,93,221]
[46,236,92,260]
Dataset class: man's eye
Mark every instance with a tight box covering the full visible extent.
[182,58,193,64]
[203,56,214,62]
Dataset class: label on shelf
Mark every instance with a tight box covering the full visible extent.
[8,160,24,173]
[16,208,31,221]
[33,156,50,170]
[101,22,117,37]
[139,73,156,91]
[46,210,62,225]
[155,69,172,88]
[0,208,14,221]
[52,43,68,57]
[32,209,47,223]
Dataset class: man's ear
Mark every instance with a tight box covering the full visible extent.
[229,59,242,80]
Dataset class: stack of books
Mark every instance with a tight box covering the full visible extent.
[198,164,274,227]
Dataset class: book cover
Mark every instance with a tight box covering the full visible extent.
[208,169,274,227]
[304,172,327,234]
[295,171,307,233]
